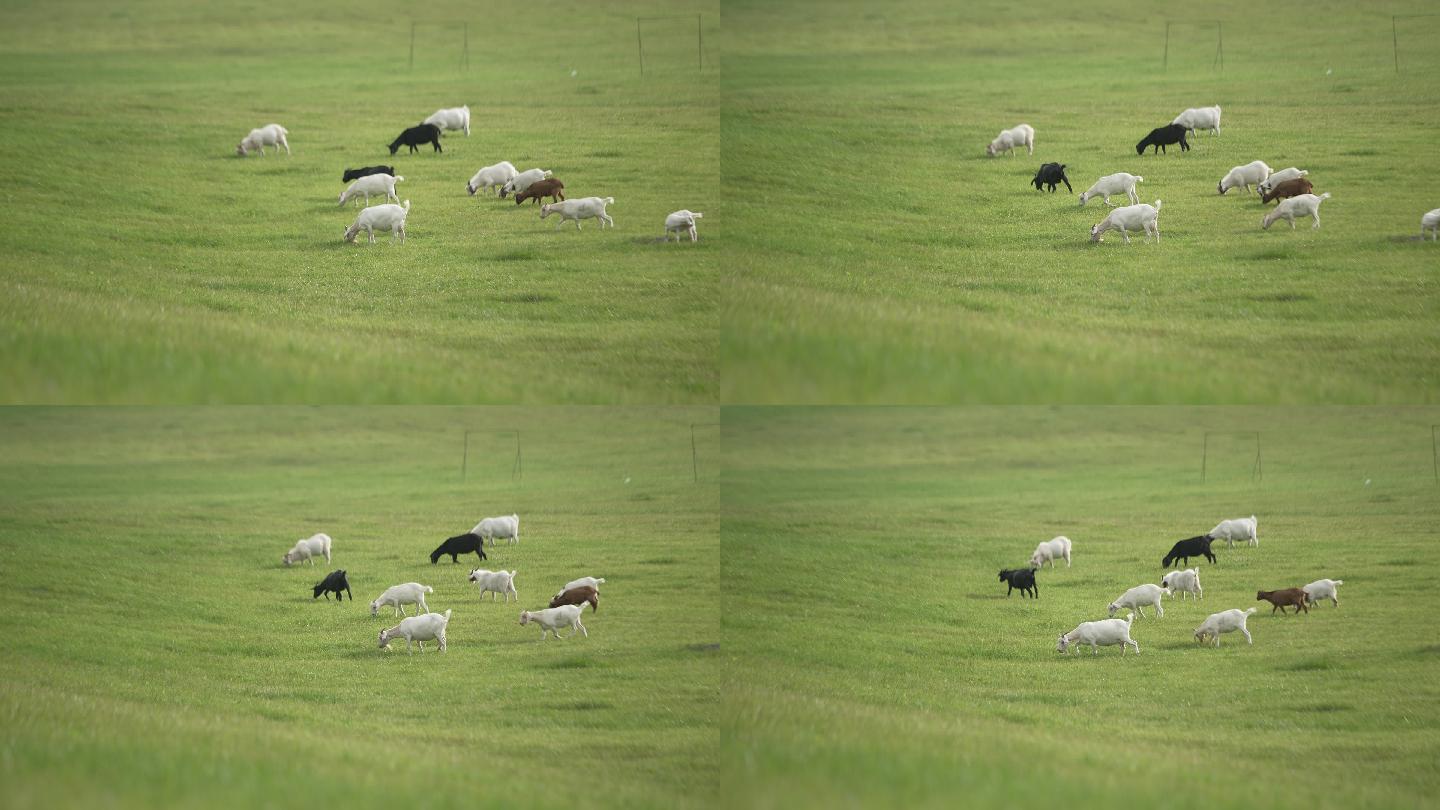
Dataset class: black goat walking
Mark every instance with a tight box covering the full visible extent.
[998,568,1039,598]
[313,569,352,601]
[1032,163,1072,193]
[1162,535,1216,568]
[388,124,442,155]
[431,533,488,564]
[1136,124,1190,155]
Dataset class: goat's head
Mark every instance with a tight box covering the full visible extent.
[466,182,476,195]
[1056,634,1070,653]
[519,611,532,626]
[985,142,998,157]
[387,143,400,156]
[344,226,359,244]
[1107,602,1121,617]
[378,629,393,649]
[236,143,248,157]
[540,204,554,219]
[1089,224,1103,243]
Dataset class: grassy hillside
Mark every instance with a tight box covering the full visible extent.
[722,0,1440,403]
[0,407,719,808]
[0,0,718,404]
[722,407,1440,808]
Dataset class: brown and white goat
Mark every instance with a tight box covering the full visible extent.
[1256,588,1309,614]
[1261,178,1313,205]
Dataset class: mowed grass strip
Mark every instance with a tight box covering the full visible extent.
[0,0,717,404]
[721,406,1440,808]
[721,0,1440,403]
[0,407,719,809]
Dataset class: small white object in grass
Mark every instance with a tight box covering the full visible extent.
[1365,479,1371,486]
[571,69,578,77]
[1326,68,1333,75]
[624,476,631,484]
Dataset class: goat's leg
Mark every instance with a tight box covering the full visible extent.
[1311,212,1321,230]
[1120,226,1131,245]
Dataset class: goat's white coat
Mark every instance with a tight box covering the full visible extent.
[345,200,409,244]
[1172,105,1221,136]
[237,124,289,157]
[1057,613,1138,655]
[423,106,470,136]
[338,173,403,207]
[1194,608,1256,647]
[664,210,703,242]
[1218,160,1272,195]
[541,197,615,230]
[986,123,1034,157]
[1302,578,1344,607]
[467,161,518,196]
[1108,583,1168,618]
[501,169,552,197]
[472,514,519,546]
[1161,568,1203,601]
[1029,536,1072,569]
[370,582,433,617]
[468,569,519,602]
[1258,168,1308,196]
[1208,515,1258,548]
[1090,200,1162,244]
[555,576,606,598]
[283,533,332,566]
[379,609,451,653]
[1420,209,1440,241]
[519,604,587,640]
[1263,194,1330,230]
[1077,173,1143,207]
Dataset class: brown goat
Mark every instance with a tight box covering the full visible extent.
[1257,588,1309,614]
[549,585,598,612]
[1261,178,1314,205]
[515,178,565,205]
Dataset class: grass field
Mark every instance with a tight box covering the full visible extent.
[0,0,717,404]
[722,407,1440,808]
[0,407,719,808]
[722,0,1440,403]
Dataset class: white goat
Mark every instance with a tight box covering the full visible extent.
[1258,168,1308,196]
[237,124,289,157]
[1172,105,1221,136]
[467,161,518,196]
[370,583,433,617]
[1161,569,1203,601]
[423,106,470,136]
[468,569,519,602]
[500,168,552,198]
[472,514,519,546]
[1194,608,1255,647]
[1108,583,1168,618]
[541,197,615,231]
[1263,193,1330,230]
[1208,516,1257,548]
[519,604,587,640]
[1420,209,1439,241]
[338,174,403,207]
[562,576,605,593]
[1077,173,1143,207]
[344,200,409,244]
[665,210,704,243]
[1090,200,1161,244]
[379,609,451,654]
[1057,613,1138,655]
[1029,536,1072,569]
[282,533,332,566]
[986,123,1034,157]
[1218,161,1272,196]
[1302,578,1344,607]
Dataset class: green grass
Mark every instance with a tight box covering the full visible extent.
[721,0,1440,403]
[0,0,718,404]
[721,406,1440,808]
[0,407,719,808]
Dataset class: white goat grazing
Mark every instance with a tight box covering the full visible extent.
[541,197,615,231]
[1263,193,1330,231]
[282,533,332,566]
[378,609,451,654]
[472,514,519,546]
[1421,209,1439,241]
[500,168,552,198]
[468,569,519,602]
[1218,161,1272,196]
[1194,608,1255,647]
[338,174,403,207]
[1108,583,1168,618]
[1173,105,1221,136]
[237,124,289,157]
[1302,578,1344,607]
[665,210,704,243]
[370,583,432,617]
[344,200,409,244]
[1090,200,1161,244]
[986,123,1034,157]
[1258,168,1308,196]
[423,106,470,136]
[1161,569,1203,601]
[1208,516,1257,548]
[519,604,587,640]
[1029,536,1072,569]
[1057,613,1138,655]
[467,161,518,196]
[1077,173,1143,207]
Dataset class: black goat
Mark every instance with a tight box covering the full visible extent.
[1162,535,1216,568]
[1032,163,1072,193]
[388,124,442,155]
[342,165,395,183]
[998,568,1038,598]
[1135,124,1189,155]
[313,569,352,601]
[431,533,488,565]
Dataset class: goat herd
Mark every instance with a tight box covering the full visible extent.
[994,515,1348,656]
[985,106,1440,243]
[280,514,606,654]
[234,106,705,245]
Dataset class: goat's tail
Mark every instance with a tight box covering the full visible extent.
[604,197,615,204]
[509,570,517,578]
[394,176,405,183]
[1153,199,1163,211]
[596,578,606,585]
[443,609,452,621]
[402,199,411,212]
[1135,176,1144,184]
[691,213,704,219]
[1244,607,1257,615]
[1319,192,1332,200]
[424,585,434,593]
[1333,580,1344,586]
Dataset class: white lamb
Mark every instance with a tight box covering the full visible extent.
[1057,613,1138,655]
[1077,173,1143,207]
[1420,209,1439,241]
[282,533,332,566]
[1194,607,1255,647]
[665,210,704,243]
[473,514,519,546]
[1161,569,1203,601]
[1263,193,1330,231]
[468,569,519,602]
[338,174,403,207]
[519,604,587,640]
[1108,583,1168,618]
[986,123,1034,157]
[1090,200,1162,244]
[1029,536,1072,569]
[1258,168,1308,196]
[344,200,409,244]
[467,161,518,196]
[1218,161,1272,196]
[500,168,552,198]
[370,583,432,617]
[378,609,451,654]
[237,124,289,157]
[1173,105,1221,137]
[1208,515,1257,548]
[541,197,615,231]
[423,106,470,136]
[1302,578,1344,607]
